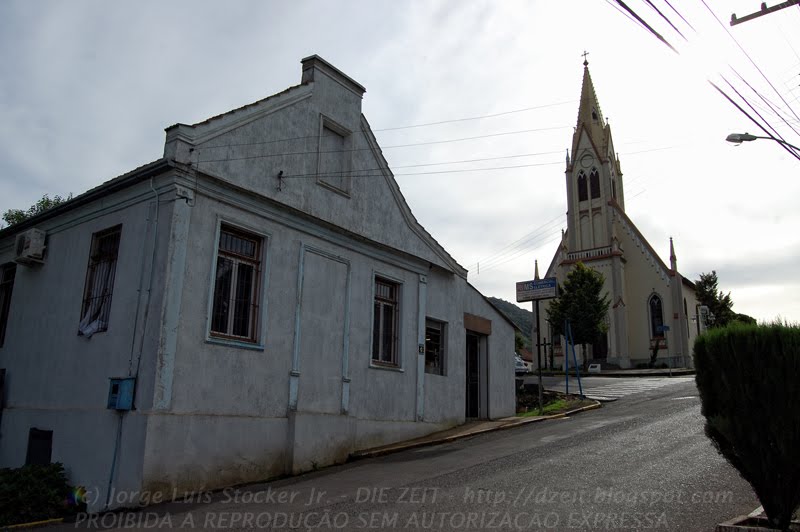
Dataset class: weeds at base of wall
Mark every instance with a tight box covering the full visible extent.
[0,462,86,526]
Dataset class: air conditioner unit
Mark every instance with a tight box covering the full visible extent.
[14,228,46,265]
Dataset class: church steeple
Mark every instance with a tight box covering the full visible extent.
[572,59,608,159]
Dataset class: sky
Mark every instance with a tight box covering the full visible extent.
[1,1,799,323]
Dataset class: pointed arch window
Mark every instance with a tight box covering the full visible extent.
[577,171,588,202]
[590,168,601,199]
[649,294,664,338]
[611,178,617,199]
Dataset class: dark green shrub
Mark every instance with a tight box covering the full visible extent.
[694,322,800,530]
[0,462,85,526]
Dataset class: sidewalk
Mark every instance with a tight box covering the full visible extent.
[350,401,601,460]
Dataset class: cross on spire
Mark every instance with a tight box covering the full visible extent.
[582,50,590,66]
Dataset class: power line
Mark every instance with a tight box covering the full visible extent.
[372,101,576,132]
[700,0,800,124]
[467,214,565,272]
[196,125,572,164]
[272,145,677,180]
[710,80,800,161]
[281,160,566,180]
[731,67,800,138]
[663,0,697,32]
[196,99,578,151]
[644,0,688,41]
[613,0,679,53]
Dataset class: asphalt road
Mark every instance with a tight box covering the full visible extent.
[62,378,758,531]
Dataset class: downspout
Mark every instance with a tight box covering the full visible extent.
[105,177,161,510]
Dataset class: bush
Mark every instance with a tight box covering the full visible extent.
[694,322,800,530]
[0,462,85,526]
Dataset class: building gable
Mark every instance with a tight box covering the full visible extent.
[163,56,465,277]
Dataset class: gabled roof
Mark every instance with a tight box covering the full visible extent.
[609,199,671,277]
[360,115,468,278]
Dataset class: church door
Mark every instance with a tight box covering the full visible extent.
[592,332,608,359]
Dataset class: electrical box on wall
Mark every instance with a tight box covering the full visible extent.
[107,377,135,410]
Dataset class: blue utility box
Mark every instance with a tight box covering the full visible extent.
[107,377,135,410]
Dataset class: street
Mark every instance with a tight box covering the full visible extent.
[62,378,758,531]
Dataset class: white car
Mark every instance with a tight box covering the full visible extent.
[514,354,528,375]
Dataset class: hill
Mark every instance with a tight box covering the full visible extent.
[487,297,533,345]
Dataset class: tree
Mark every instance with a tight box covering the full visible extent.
[547,262,610,362]
[695,271,735,328]
[2,193,73,228]
[514,331,525,353]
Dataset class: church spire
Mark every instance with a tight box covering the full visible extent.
[572,57,608,159]
[669,237,677,273]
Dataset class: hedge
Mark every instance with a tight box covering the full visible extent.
[0,462,85,526]
[694,322,800,530]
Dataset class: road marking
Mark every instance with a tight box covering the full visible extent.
[580,377,694,401]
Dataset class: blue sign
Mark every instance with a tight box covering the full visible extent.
[657,325,670,333]
[516,277,558,302]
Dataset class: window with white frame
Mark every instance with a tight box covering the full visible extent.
[79,225,122,338]
[425,318,446,375]
[210,225,262,342]
[372,277,399,365]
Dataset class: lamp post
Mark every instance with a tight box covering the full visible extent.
[726,132,800,152]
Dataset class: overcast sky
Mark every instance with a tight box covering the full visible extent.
[1,1,799,322]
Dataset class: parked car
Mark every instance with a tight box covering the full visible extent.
[514,354,528,375]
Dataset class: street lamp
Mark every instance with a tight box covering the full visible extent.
[726,132,800,151]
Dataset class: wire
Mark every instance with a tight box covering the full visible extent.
[731,67,800,139]
[700,0,800,124]
[196,125,572,164]
[613,0,679,54]
[722,75,800,158]
[466,214,565,271]
[643,0,687,41]
[663,0,697,32]
[372,101,577,132]
[196,98,578,151]
[605,0,653,36]
[710,80,800,161]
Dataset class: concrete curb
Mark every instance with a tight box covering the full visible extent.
[2,518,64,530]
[350,400,602,461]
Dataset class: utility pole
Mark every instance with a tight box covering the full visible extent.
[533,261,544,414]
[731,1,799,26]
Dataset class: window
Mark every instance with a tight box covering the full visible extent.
[425,319,446,375]
[317,119,352,194]
[211,226,262,342]
[372,278,399,365]
[649,294,664,338]
[79,225,121,337]
[25,428,52,466]
[611,178,617,199]
[577,171,588,202]
[0,263,16,347]
[590,168,601,199]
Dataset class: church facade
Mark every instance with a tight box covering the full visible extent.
[536,62,700,369]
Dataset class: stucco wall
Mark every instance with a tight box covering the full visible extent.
[0,176,180,511]
[140,175,513,495]
[615,222,675,362]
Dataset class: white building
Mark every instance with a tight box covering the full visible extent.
[537,60,700,369]
[0,55,514,511]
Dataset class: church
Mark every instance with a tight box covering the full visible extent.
[536,60,701,369]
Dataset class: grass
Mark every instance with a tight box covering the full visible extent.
[516,397,596,417]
